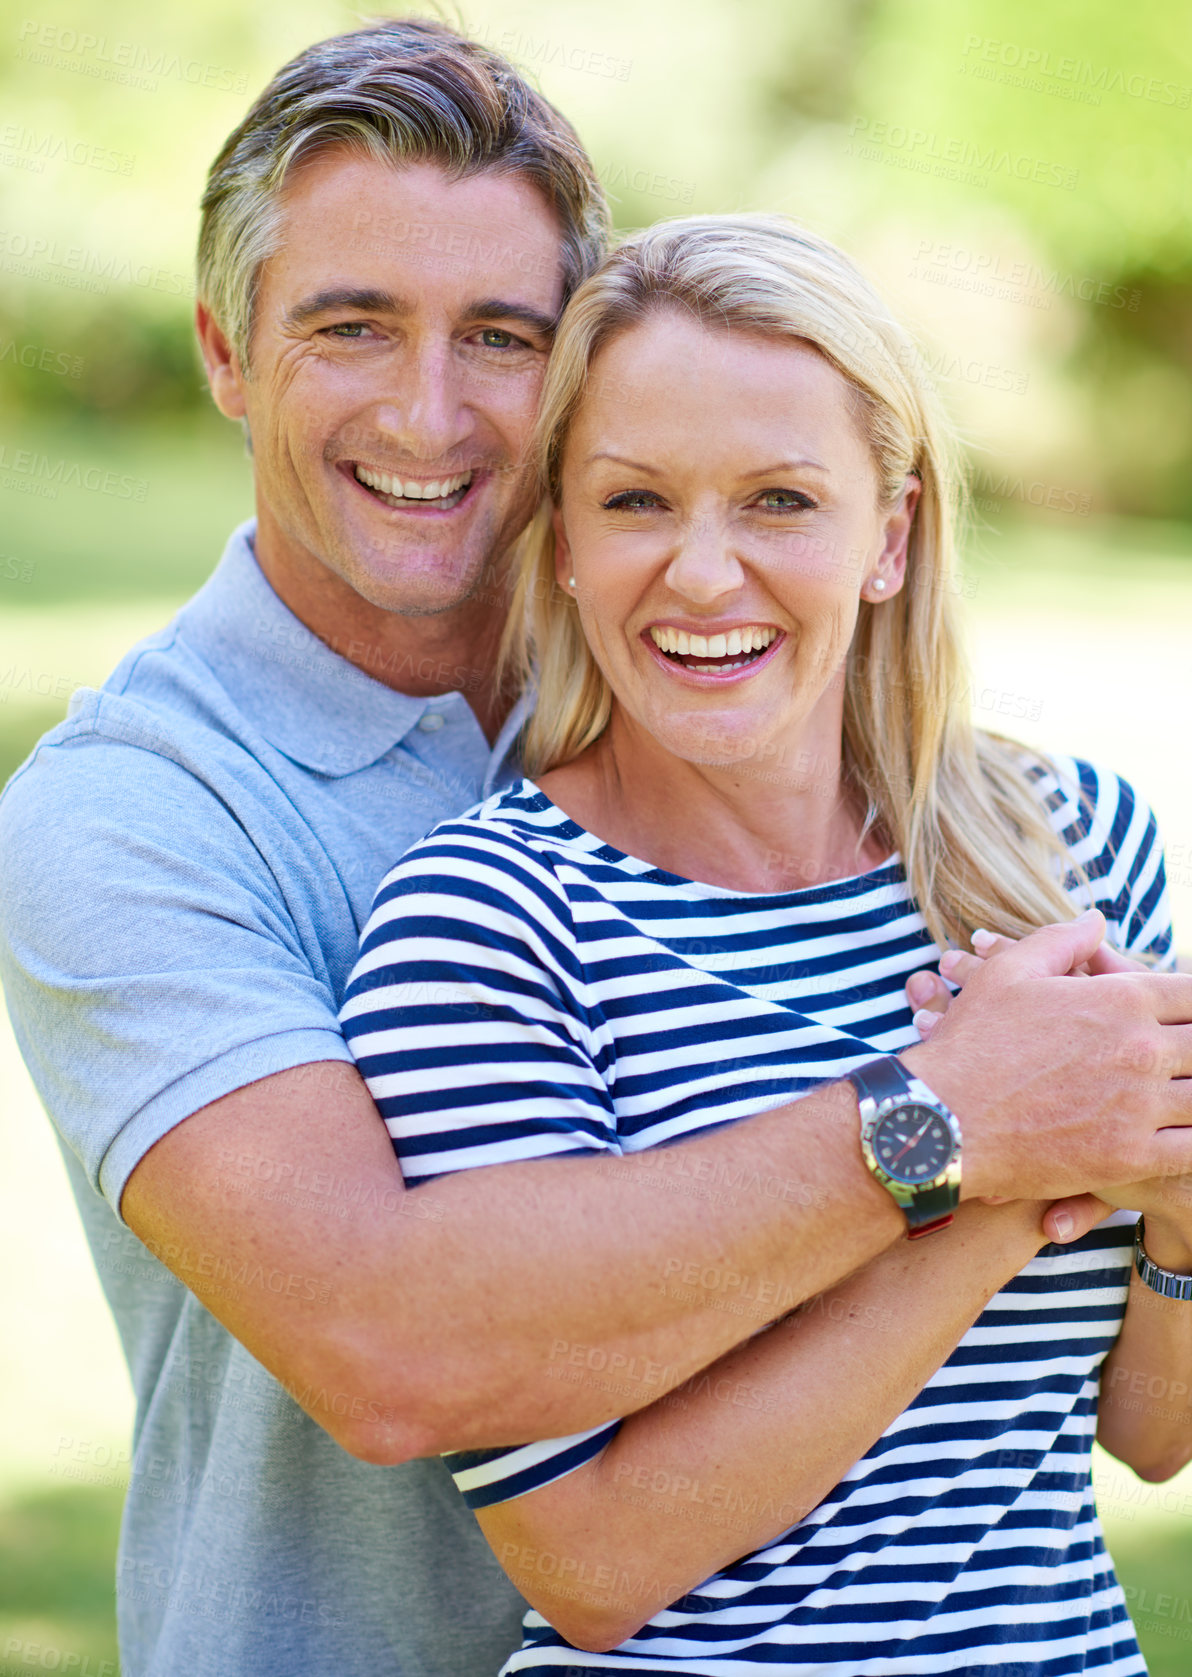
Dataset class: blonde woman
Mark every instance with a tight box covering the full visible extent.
[341,217,1187,1674]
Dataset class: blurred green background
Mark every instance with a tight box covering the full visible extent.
[3,0,1192,1672]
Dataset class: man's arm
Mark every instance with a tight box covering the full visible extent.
[124,915,1192,1466]
[122,1060,902,1464]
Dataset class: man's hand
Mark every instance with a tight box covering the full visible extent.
[904,924,1185,1244]
[898,910,1192,1205]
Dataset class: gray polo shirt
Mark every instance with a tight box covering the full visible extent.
[0,521,529,1676]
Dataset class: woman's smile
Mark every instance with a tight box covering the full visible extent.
[643,623,786,680]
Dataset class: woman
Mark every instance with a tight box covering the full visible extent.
[341,216,1186,1674]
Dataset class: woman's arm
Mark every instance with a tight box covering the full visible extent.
[473,1196,1062,1652]
[1097,1189,1192,1481]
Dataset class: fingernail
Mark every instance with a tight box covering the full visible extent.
[939,950,962,977]
[1052,1211,1073,1241]
[912,1009,938,1036]
[1077,908,1101,923]
[971,928,996,952]
[906,972,934,1006]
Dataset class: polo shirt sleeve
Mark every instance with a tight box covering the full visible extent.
[0,732,354,1216]
[340,818,624,1504]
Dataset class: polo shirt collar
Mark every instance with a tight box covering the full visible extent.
[179,520,524,780]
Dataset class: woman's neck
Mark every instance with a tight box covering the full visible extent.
[535,711,890,893]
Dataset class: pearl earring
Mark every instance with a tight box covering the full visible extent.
[568,576,576,590]
[871,577,887,594]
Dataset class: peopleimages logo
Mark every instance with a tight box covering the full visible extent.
[0,229,193,297]
[909,241,1141,313]
[959,34,1192,108]
[847,117,1078,191]
[0,442,148,501]
[15,21,249,93]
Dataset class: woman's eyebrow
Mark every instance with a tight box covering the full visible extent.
[584,451,658,471]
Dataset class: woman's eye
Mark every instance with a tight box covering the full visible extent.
[603,490,661,512]
[757,488,816,511]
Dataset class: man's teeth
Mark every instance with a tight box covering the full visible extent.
[649,625,779,658]
[354,465,472,499]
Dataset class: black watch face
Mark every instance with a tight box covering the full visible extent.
[872,1104,954,1184]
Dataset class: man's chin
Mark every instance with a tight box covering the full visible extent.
[341,550,504,619]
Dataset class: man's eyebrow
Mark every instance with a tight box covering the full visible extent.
[283,287,404,328]
[465,298,558,339]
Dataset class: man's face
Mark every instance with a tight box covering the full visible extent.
[221,152,565,616]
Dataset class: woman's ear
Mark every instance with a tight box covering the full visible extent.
[552,502,573,594]
[870,473,921,599]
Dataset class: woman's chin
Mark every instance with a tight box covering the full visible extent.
[639,715,781,774]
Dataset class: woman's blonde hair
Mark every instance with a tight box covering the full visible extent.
[502,213,1085,950]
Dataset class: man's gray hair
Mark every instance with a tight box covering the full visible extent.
[197,17,610,367]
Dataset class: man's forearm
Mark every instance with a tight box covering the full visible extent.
[124,1063,905,1464]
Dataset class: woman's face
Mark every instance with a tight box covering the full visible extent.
[554,310,918,773]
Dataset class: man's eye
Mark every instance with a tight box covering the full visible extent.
[757,489,816,511]
[603,490,661,511]
[325,322,370,339]
[479,328,517,349]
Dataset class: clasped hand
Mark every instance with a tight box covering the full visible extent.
[903,911,1192,1252]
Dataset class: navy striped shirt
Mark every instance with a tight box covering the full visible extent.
[341,756,1171,1674]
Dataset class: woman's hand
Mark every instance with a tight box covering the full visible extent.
[904,927,1148,1041]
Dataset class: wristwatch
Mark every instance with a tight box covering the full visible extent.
[1134,1218,1192,1302]
[848,1056,963,1239]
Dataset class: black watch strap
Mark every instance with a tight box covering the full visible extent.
[848,1056,915,1107]
[900,1180,960,1236]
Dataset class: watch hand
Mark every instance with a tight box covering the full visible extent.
[889,1113,933,1165]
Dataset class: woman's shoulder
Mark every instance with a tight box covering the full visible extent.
[363,779,584,936]
[1016,749,1155,856]
[388,778,582,873]
[1012,747,1171,959]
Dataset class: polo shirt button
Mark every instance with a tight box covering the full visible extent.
[418,712,446,733]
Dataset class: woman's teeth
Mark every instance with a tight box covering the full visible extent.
[649,624,779,672]
[354,465,473,505]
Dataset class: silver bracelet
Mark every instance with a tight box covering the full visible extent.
[1134,1217,1192,1302]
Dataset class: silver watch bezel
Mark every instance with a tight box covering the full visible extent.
[856,1077,963,1215]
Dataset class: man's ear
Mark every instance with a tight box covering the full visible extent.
[195,303,247,420]
[551,502,573,593]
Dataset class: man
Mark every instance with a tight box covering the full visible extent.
[2,18,1191,1677]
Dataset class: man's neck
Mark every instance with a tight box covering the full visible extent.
[252,527,517,746]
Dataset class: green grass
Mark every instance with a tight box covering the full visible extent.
[1,410,253,607]
[0,1481,123,1675]
[1110,1519,1192,1677]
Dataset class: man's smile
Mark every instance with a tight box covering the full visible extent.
[346,461,480,514]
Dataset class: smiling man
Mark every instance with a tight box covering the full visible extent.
[3,18,1192,1677]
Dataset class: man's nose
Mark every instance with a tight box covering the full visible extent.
[372,342,469,462]
[664,516,746,603]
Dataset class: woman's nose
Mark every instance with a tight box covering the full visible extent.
[664,517,746,603]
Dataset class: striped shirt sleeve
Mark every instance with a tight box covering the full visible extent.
[340,817,624,1506]
[1038,757,1174,964]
